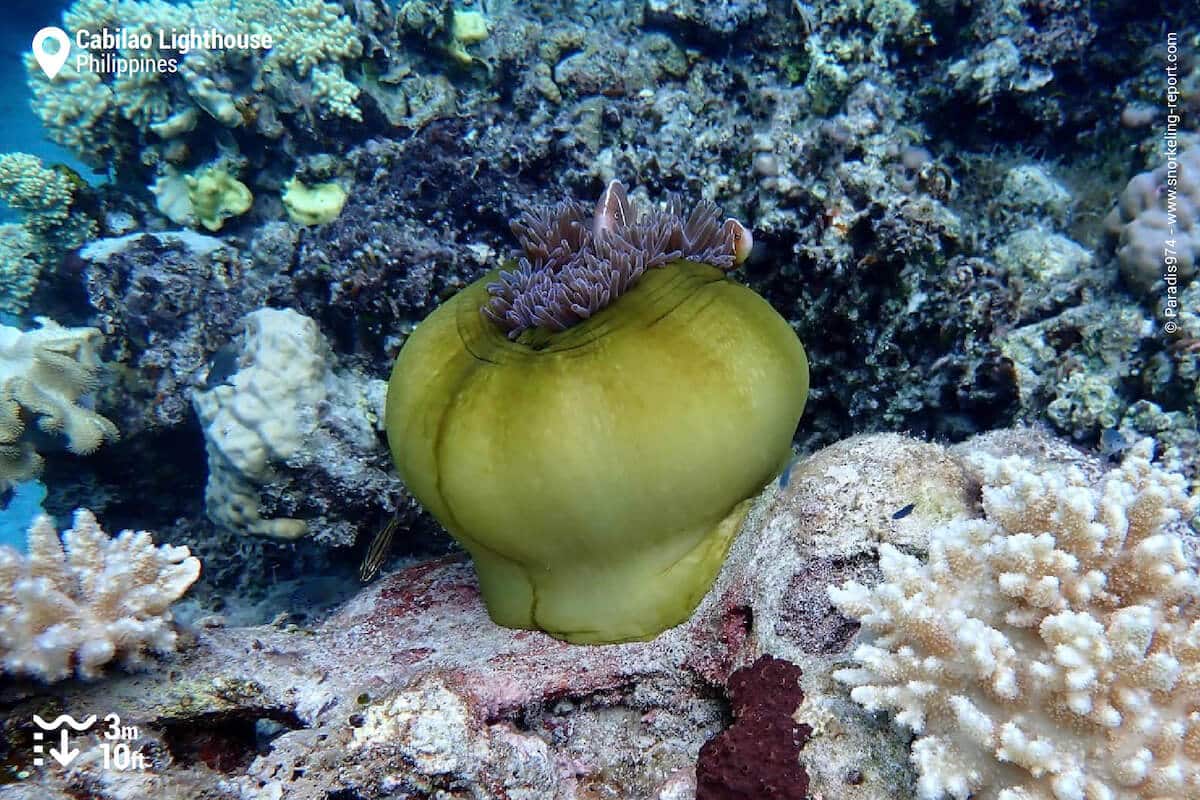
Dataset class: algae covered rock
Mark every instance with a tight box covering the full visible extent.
[386,183,808,643]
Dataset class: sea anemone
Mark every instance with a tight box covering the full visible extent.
[385,180,802,644]
[482,181,753,338]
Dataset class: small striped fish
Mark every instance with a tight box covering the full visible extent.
[359,515,401,583]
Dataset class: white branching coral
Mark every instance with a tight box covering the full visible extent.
[828,442,1200,800]
[0,509,201,683]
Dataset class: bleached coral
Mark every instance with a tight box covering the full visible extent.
[193,307,389,542]
[194,308,326,539]
[829,442,1200,800]
[0,509,200,682]
[0,318,119,486]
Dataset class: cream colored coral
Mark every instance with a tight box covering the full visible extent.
[193,308,328,539]
[829,442,1200,800]
[255,0,363,79]
[0,224,41,317]
[0,509,200,682]
[0,318,119,486]
[0,153,73,225]
[312,65,363,121]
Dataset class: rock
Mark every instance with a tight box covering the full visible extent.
[4,429,1106,800]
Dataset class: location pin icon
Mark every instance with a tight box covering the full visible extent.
[32,27,71,80]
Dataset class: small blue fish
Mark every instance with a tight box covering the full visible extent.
[1099,428,1129,458]
[778,452,800,489]
[892,503,915,520]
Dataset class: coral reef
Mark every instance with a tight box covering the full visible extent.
[18,0,1180,466]
[829,441,1199,799]
[4,428,980,800]
[194,307,400,544]
[8,430,1151,798]
[1105,147,1199,296]
[4,0,1200,792]
[0,509,199,683]
[12,429,1190,798]
[0,318,118,487]
[66,232,420,593]
[28,0,366,173]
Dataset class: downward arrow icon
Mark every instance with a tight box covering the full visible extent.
[48,729,79,767]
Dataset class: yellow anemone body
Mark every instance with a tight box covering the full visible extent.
[385,260,808,643]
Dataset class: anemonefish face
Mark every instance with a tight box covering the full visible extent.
[723,218,754,265]
[593,180,632,239]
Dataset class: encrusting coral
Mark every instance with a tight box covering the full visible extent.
[186,166,254,232]
[0,509,200,683]
[829,441,1200,799]
[386,181,806,643]
[281,177,348,225]
[1105,147,1199,296]
[0,318,119,487]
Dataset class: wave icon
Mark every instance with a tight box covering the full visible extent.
[32,714,97,731]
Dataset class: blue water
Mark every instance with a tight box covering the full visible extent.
[0,480,47,552]
[0,0,91,185]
